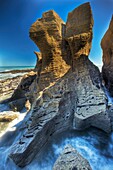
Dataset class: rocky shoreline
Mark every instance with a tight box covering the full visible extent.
[0,2,113,170]
[0,69,36,103]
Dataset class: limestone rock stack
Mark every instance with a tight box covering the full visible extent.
[9,2,112,168]
[30,10,70,91]
[101,16,113,96]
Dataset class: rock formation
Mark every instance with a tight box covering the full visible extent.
[65,2,93,69]
[9,71,36,111]
[30,10,70,91]
[9,2,112,168]
[53,145,92,170]
[101,16,113,96]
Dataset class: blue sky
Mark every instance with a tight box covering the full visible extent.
[0,0,113,66]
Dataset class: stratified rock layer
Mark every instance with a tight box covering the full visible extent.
[65,2,93,69]
[53,145,92,170]
[9,57,110,167]
[30,10,70,91]
[101,16,113,96]
[9,2,112,168]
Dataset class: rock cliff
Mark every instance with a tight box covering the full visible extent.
[101,16,113,96]
[9,2,112,168]
[53,145,92,170]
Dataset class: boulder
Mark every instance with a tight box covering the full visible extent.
[101,16,113,96]
[0,111,19,122]
[53,145,92,170]
[9,98,26,112]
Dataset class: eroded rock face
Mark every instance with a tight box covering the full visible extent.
[53,145,92,170]
[9,56,111,167]
[9,72,36,111]
[101,16,113,96]
[65,2,93,69]
[30,10,70,91]
[9,2,112,168]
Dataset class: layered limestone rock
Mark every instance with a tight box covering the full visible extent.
[101,16,113,96]
[9,57,111,167]
[30,10,70,91]
[53,145,92,170]
[9,2,112,168]
[65,2,93,69]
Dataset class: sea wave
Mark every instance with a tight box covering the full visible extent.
[0,72,26,81]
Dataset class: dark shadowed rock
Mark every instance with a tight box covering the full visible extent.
[101,16,113,96]
[9,72,36,111]
[53,145,92,170]
[65,2,93,69]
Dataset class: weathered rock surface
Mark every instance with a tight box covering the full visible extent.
[9,2,112,168]
[101,16,113,96]
[9,57,111,167]
[53,145,92,170]
[9,71,36,111]
[65,2,93,69]
[0,111,19,122]
[30,10,70,91]
[0,76,23,102]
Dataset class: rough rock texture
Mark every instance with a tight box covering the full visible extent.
[9,2,112,168]
[65,2,93,69]
[101,16,113,96]
[0,76,23,102]
[53,145,92,170]
[34,51,42,73]
[9,71,36,111]
[0,111,19,122]
[9,57,111,167]
[30,10,70,91]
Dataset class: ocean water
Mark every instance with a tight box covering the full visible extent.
[0,92,113,170]
[0,66,34,72]
[0,66,34,80]
[0,104,113,170]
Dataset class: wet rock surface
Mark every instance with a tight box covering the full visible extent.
[0,111,19,122]
[53,144,92,170]
[101,16,113,96]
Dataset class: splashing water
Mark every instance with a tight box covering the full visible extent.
[0,104,113,169]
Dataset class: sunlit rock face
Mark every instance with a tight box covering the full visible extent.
[9,2,112,168]
[30,10,70,91]
[101,16,113,96]
[53,145,92,170]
